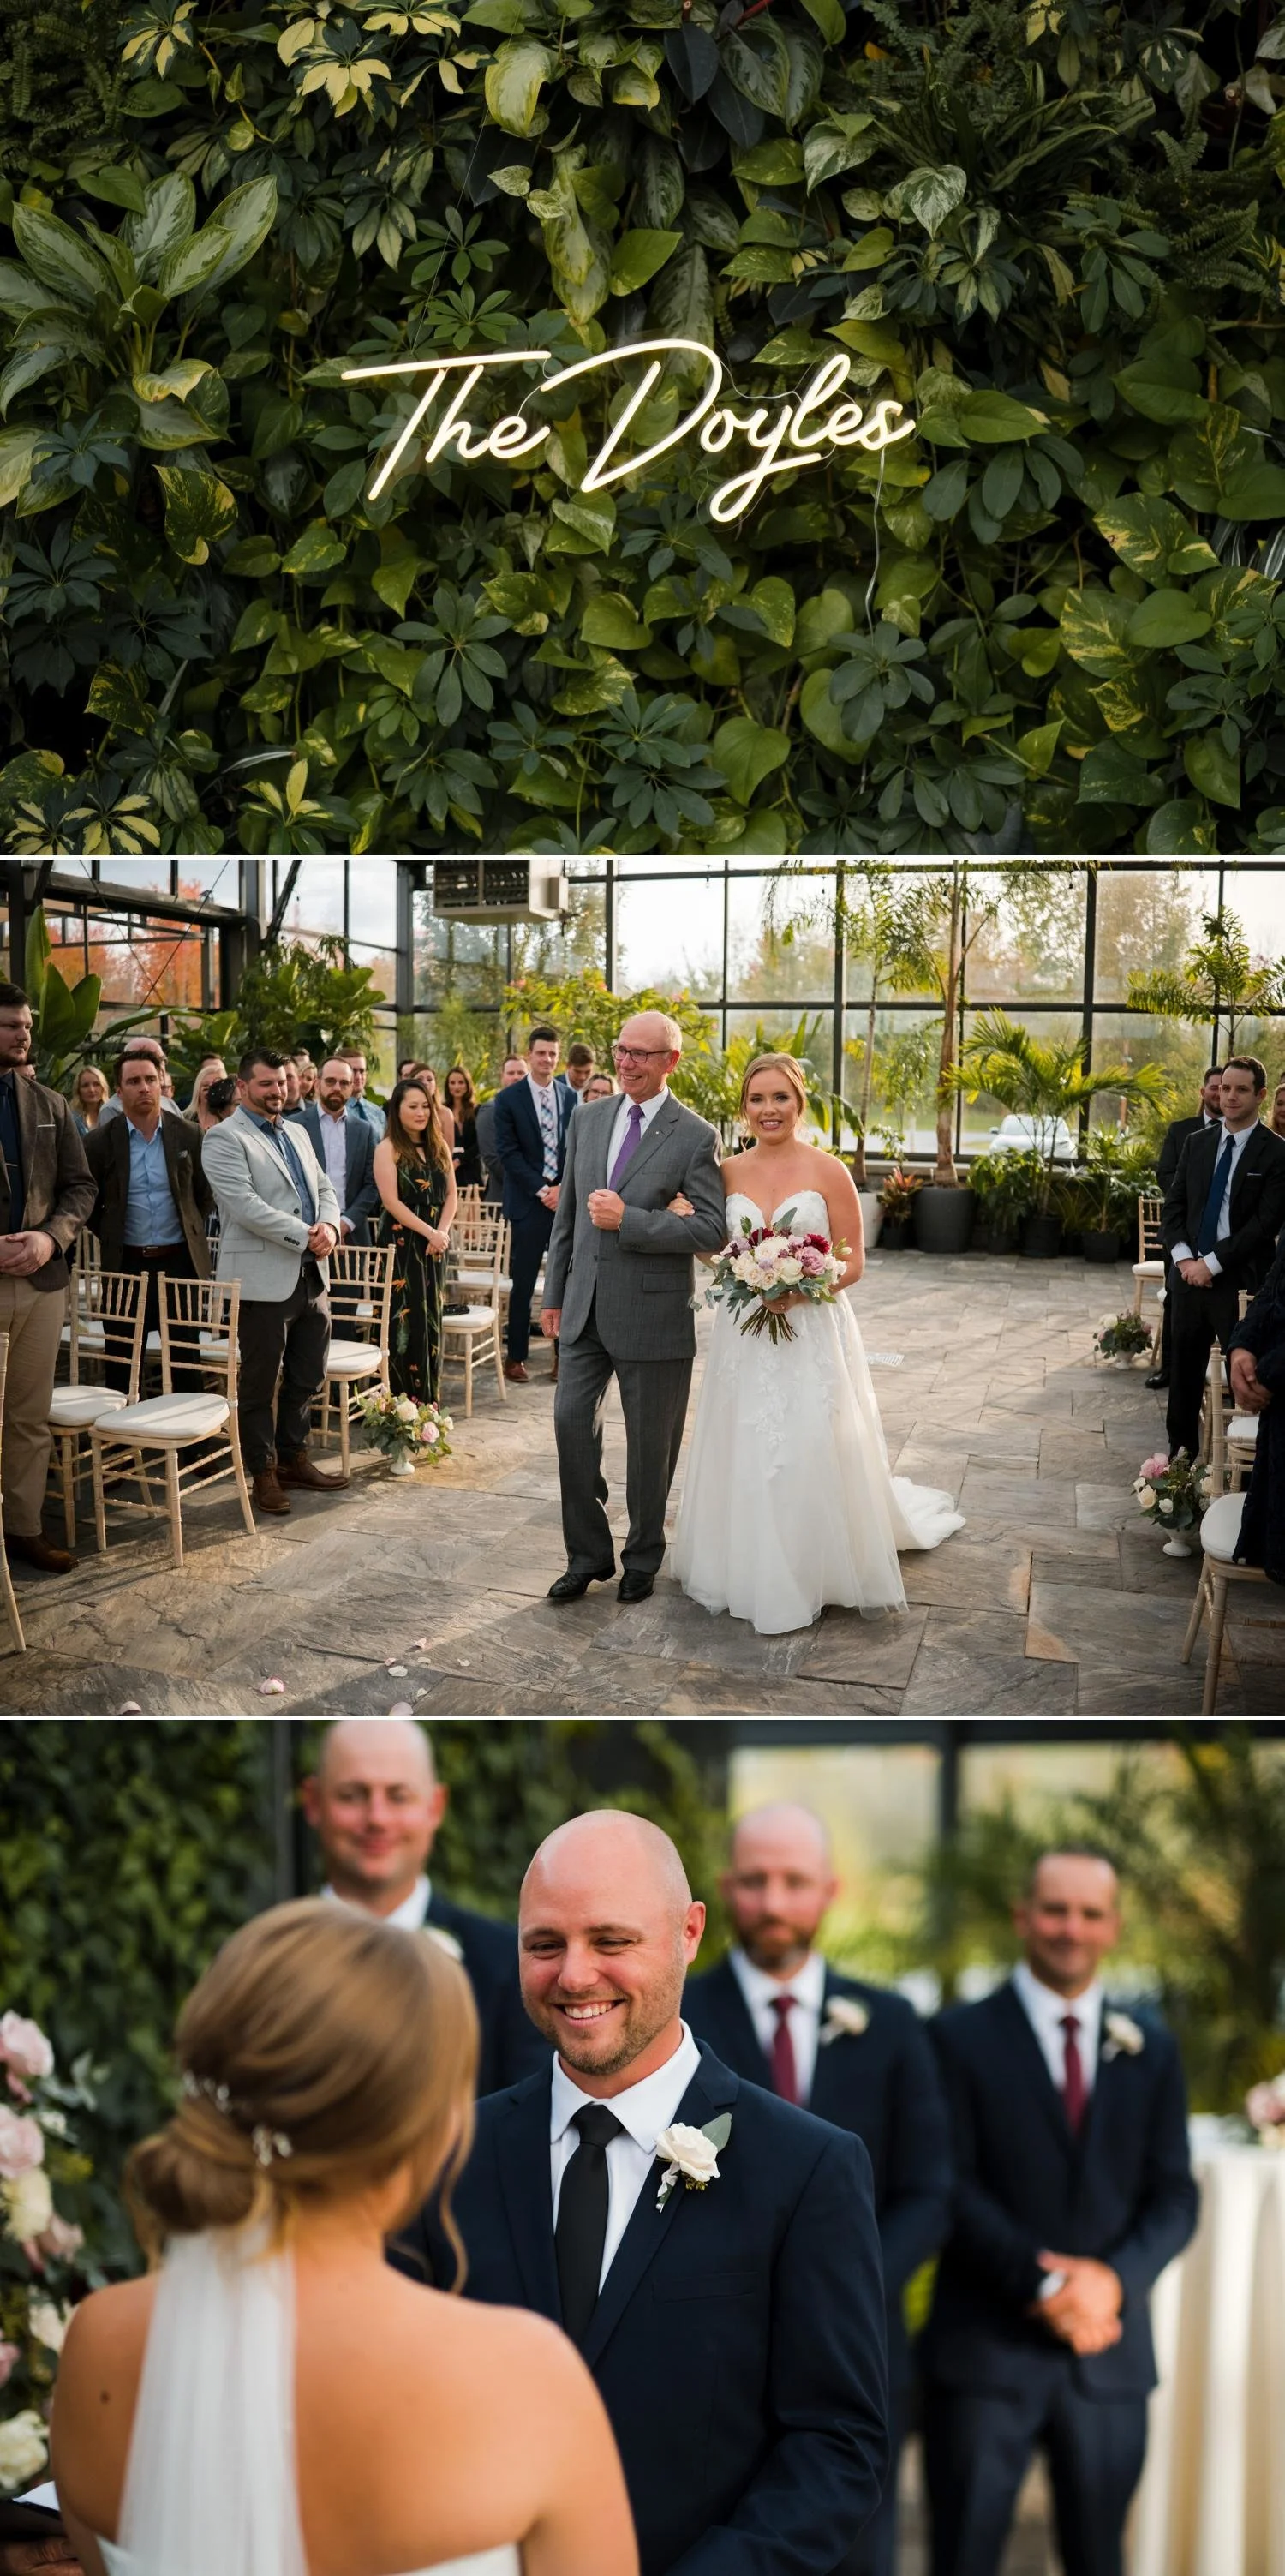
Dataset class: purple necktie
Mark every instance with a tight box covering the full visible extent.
[609,1101,644,1190]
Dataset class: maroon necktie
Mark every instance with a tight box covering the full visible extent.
[1061,2014,1086,2134]
[769,1995,799,2106]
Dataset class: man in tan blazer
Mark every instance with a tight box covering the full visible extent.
[0,983,95,1573]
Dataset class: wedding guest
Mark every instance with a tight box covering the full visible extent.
[52,1901,631,2576]
[158,1069,175,1102]
[686,1803,951,2576]
[409,1063,455,1158]
[71,1065,108,1135]
[98,1037,184,1124]
[337,1045,386,1139]
[395,1811,890,2576]
[201,1048,348,1519]
[374,1077,457,1405]
[302,1717,549,2093]
[188,1062,228,1133]
[475,1054,525,1204]
[559,1041,595,1102]
[1162,1057,1285,1459]
[84,1050,213,1391]
[1228,1245,1285,1580]
[204,1077,236,1123]
[923,1848,1198,2576]
[397,1057,421,1082]
[282,1057,303,1115]
[0,981,94,1576]
[1272,1081,1285,1141]
[493,1025,571,1383]
[292,1049,317,1103]
[445,1066,483,1190]
[582,1072,617,1104]
[1145,1065,1223,1389]
[299,1057,380,1245]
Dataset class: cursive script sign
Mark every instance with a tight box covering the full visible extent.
[343,338,916,522]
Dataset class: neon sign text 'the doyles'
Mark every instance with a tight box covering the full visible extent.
[343,339,917,523]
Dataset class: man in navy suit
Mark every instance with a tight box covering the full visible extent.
[492,1023,574,1384]
[301,1718,547,2095]
[296,1059,380,1245]
[923,1846,1198,2576]
[394,1809,889,2576]
[685,1803,950,2576]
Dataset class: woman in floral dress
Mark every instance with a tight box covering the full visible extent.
[373,1077,457,1404]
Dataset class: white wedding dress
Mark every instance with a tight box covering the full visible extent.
[94,2226,520,2576]
[672,1189,963,1635]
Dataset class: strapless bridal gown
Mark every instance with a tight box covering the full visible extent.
[93,2226,520,2576]
[672,1188,964,1635]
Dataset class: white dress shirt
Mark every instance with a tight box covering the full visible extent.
[1013,1961,1103,2098]
[316,1106,350,1217]
[527,1075,561,1183]
[607,1084,670,1179]
[550,2022,702,2287]
[1171,1118,1257,1275]
[728,1946,827,2105]
[322,1874,430,1931]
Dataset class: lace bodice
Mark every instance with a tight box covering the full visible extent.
[724,1187,832,1236]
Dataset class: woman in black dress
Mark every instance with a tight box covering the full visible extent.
[373,1077,458,1405]
[445,1064,483,1190]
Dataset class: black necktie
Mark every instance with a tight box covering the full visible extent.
[1198,1131,1237,1258]
[555,2105,624,2345]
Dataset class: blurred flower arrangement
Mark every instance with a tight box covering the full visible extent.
[1094,1311,1153,1364]
[358,1388,454,1471]
[0,2012,94,2495]
[1245,2072,1285,2145]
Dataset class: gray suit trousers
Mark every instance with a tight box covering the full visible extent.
[554,1296,691,1577]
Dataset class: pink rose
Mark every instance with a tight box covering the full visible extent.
[1139,1453,1169,1480]
[37,2213,84,2262]
[0,2106,45,2178]
[0,2015,53,2084]
[799,1247,825,1276]
[0,2339,19,2388]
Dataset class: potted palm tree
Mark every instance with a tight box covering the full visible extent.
[954,1014,1167,1258]
[1063,1127,1160,1263]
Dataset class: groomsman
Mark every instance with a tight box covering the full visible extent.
[302,1719,547,2094]
[395,1810,889,2576]
[922,1847,1198,2576]
[685,1803,951,2576]
[493,1025,574,1383]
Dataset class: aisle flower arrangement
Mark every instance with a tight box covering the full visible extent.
[358,1389,454,1475]
[0,2014,93,2495]
[1133,1449,1210,1555]
[1246,2072,1285,2145]
[1094,1311,1154,1365]
[702,1212,846,1347]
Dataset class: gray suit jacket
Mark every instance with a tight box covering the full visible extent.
[201,1106,342,1303]
[544,1092,725,1359]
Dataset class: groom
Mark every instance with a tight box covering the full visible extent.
[393,1810,889,2576]
[540,1009,726,1605]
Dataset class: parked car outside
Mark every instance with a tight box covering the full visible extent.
[988,1113,1076,1162]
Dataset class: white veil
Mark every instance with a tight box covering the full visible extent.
[110,2226,308,2576]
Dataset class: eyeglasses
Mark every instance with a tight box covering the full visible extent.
[613,1045,671,1063]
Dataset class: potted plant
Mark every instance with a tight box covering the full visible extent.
[876,1167,924,1249]
[358,1388,454,1477]
[955,1014,1167,1259]
[966,1146,1044,1254]
[1133,1447,1210,1558]
[1094,1310,1154,1367]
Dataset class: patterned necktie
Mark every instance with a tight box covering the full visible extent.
[535,1083,559,1182]
[1197,1130,1237,1258]
[609,1100,644,1191]
[555,2105,624,2344]
[769,1995,799,2106]
[1061,2014,1086,2134]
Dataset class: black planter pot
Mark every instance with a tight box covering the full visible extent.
[1020,1212,1063,1258]
[880,1213,915,1249]
[976,1219,1020,1255]
[1083,1228,1122,1264]
[913,1184,976,1255]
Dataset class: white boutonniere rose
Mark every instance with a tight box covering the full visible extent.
[1102,2011,1145,2060]
[654,2113,732,2209]
[425,1925,464,1963]
[819,1996,870,2046]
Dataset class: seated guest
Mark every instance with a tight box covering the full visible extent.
[475,1054,525,1204]
[0,981,95,1577]
[72,1064,109,1134]
[201,1049,348,1519]
[559,1039,595,1101]
[302,1716,550,2090]
[923,1848,1198,2576]
[338,1046,386,1140]
[1145,1064,1223,1389]
[85,1050,213,1391]
[582,1071,617,1103]
[374,1078,457,1405]
[1161,1056,1285,1460]
[299,1057,380,1245]
[1228,1244,1285,1581]
[99,1036,185,1124]
[445,1065,483,1190]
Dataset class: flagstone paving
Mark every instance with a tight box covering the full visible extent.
[3,1248,1282,1716]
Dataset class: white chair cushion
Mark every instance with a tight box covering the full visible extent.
[324,1339,384,1378]
[456,1269,511,1293]
[1201,1492,1246,1562]
[1133,1259,1165,1279]
[48,1387,128,1428]
[1228,1412,1259,1445]
[95,1393,230,1441]
[443,1307,498,1332]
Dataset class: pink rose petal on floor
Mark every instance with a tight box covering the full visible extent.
[118,1700,142,1714]
[259,1678,285,1695]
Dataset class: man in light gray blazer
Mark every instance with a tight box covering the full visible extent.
[201,1046,348,1518]
[540,1009,726,1603]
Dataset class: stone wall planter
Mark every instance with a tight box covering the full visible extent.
[913,1184,976,1255]
[1020,1212,1063,1258]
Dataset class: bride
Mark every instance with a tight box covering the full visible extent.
[670,1053,963,1636]
[51,1901,636,2576]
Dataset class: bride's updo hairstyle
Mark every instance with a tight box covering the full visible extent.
[739,1055,809,1127]
[126,1898,478,2261]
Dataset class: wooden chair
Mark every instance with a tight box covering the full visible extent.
[1181,1489,1285,1712]
[0,1336,27,1655]
[1132,1195,1166,1317]
[318,1243,394,1472]
[89,1276,254,1569]
[46,1268,146,1546]
[441,1225,508,1417]
[452,1212,511,1313]
[1198,1293,1252,1468]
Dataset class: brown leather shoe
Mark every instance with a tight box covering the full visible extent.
[277,1448,350,1492]
[252,1467,290,1515]
[5,1531,79,1573]
[505,1360,529,1383]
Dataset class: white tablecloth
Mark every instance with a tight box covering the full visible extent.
[1133,2148,1285,2576]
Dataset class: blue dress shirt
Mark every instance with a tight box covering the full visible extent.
[0,1073,24,1235]
[243,1105,316,1223]
[123,1117,184,1248]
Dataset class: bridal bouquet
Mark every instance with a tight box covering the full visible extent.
[703,1209,847,1345]
[0,2013,93,2495]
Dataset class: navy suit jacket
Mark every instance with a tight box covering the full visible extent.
[685,1958,952,2388]
[492,1078,572,1225]
[393,2041,888,2576]
[425,1889,550,2095]
[923,1981,1198,2398]
[298,1102,380,1244]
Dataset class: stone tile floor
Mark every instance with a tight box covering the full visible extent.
[4,1248,1283,1716]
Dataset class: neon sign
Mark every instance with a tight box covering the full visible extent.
[343,339,917,523]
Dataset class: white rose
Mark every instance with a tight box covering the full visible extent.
[1158,1497,1173,1515]
[29,2298,69,2354]
[1140,1489,1157,1511]
[3,2166,53,2244]
[777,1258,802,1283]
[0,2408,49,2490]
[655,2122,720,2185]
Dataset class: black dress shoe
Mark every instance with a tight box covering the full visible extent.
[617,1571,655,1604]
[1145,1369,1169,1390]
[547,1565,614,1602]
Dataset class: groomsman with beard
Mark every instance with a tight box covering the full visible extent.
[922,1848,1198,2576]
[395,1809,889,2576]
[684,1803,952,2576]
[302,1719,548,2094]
